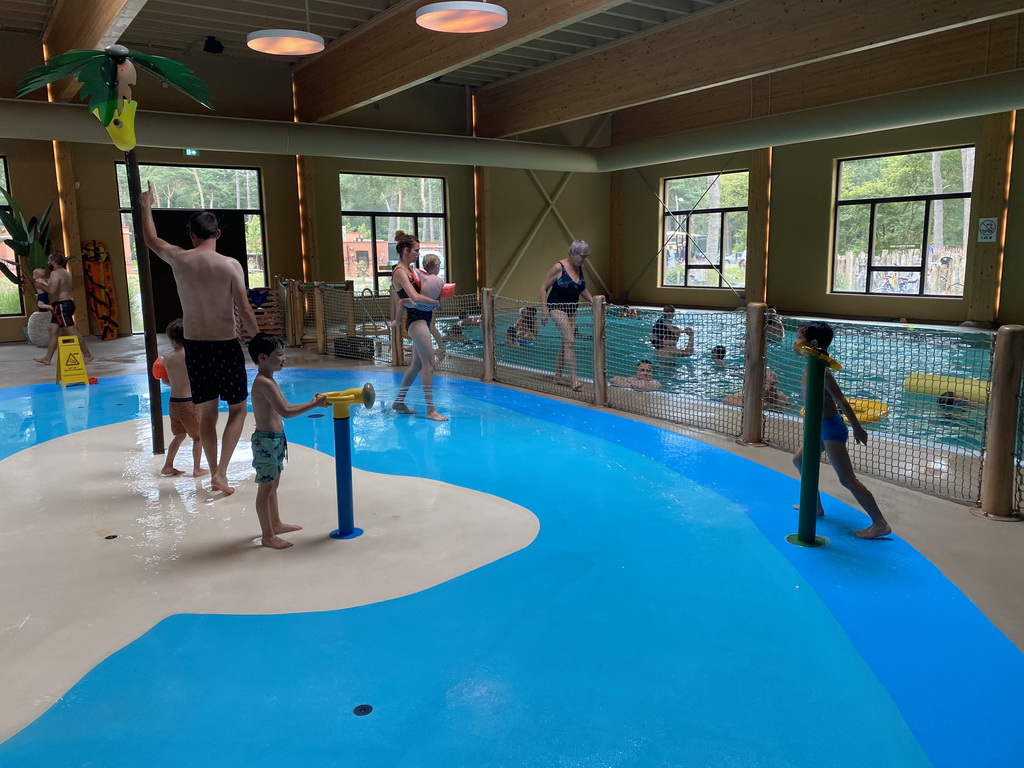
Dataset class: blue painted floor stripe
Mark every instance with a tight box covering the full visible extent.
[1,370,1022,767]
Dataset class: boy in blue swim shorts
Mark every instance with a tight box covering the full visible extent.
[248,333,328,550]
[792,321,891,539]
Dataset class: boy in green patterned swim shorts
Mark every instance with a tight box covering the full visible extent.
[248,333,328,550]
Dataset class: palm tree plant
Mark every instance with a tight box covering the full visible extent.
[16,45,213,453]
[0,186,54,312]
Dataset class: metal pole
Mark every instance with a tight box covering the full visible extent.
[329,408,357,539]
[788,351,829,548]
[124,149,164,455]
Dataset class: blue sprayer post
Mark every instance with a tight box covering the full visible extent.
[325,383,375,540]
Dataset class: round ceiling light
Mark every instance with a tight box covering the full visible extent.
[416,2,508,33]
[246,29,325,56]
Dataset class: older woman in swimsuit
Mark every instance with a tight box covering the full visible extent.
[390,230,446,421]
[539,239,594,391]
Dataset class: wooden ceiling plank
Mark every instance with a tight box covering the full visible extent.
[44,0,149,54]
[475,0,1024,138]
[292,0,629,123]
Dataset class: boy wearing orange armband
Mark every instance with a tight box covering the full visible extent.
[158,319,207,478]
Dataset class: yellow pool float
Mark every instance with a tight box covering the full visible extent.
[903,373,989,404]
[799,397,889,423]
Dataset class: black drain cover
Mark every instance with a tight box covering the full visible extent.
[105,535,118,540]
[353,705,373,716]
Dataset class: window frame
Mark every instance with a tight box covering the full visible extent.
[339,172,448,296]
[116,162,268,332]
[831,146,973,297]
[661,170,749,290]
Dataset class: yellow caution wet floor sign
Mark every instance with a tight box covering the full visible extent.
[56,336,90,387]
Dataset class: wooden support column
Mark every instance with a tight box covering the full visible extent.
[51,141,89,337]
[475,166,488,292]
[314,283,326,355]
[592,295,607,406]
[296,156,316,282]
[739,302,767,446]
[745,148,771,305]
[972,324,1024,520]
[609,171,624,302]
[965,111,1015,325]
[481,287,495,382]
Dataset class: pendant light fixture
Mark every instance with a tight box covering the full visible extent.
[416,1,508,33]
[247,0,325,55]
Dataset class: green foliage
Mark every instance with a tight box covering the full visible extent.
[339,173,444,215]
[17,48,212,127]
[116,164,259,209]
[0,186,53,287]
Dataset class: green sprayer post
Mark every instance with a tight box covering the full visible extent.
[792,352,828,547]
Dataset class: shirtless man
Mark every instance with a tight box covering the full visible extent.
[33,253,94,366]
[140,181,259,495]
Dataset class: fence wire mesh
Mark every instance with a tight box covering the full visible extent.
[275,279,1015,508]
[493,296,595,403]
[605,305,746,436]
[763,316,993,504]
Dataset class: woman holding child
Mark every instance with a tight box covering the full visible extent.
[390,231,447,421]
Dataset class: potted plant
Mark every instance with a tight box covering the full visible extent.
[0,186,54,316]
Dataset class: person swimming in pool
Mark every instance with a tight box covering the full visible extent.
[609,359,661,391]
[791,320,891,539]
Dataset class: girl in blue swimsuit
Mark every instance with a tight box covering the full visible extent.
[539,239,594,391]
[390,231,447,421]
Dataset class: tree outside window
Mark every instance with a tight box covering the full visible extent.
[662,171,748,289]
[0,156,24,317]
[832,147,973,296]
[339,173,447,295]
[116,163,267,332]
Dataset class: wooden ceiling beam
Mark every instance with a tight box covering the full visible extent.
[474,0,1024,138]
[292,0,626,124]
[44,0,149,55]
[611,18,1024,145]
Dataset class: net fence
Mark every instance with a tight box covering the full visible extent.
[492,295,595,403]
[275,278,1020,510]
[762,317,993,505]
[604,305,746,436]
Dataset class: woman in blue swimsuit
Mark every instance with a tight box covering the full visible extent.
[539,239,594,391]
[390,231,446,421]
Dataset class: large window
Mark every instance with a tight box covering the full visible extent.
[339,173,447,295]
[833,147,973,296]
[662,171,748,289]
[0,156,24,317]
[117,163,267,333]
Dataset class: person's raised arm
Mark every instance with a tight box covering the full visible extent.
[538,262,561,325]
[679,327,695,356]
[229,260,259,338]
[139,181,183,264]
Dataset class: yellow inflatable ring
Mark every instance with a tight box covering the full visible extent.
[795,343,841,371]
[800,398,889,424]
[903,373,989,404]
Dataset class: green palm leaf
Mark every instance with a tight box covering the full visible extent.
[131,52,213,109]
[16,50,105,97]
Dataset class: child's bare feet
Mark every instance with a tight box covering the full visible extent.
[392,401,415,414]
[192,468,210,478]
[274,523,303,533]
[210,474,236,495]
[33,357,51,365]
[855,523,891,539]
[426,408,448,422]
[161,466,185,476]
[261,535,293,549]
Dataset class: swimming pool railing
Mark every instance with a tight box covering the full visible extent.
[291,280,1024,515]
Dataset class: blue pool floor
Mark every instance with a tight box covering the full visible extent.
[1,366,1022,768]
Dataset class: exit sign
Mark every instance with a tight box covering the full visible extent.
[183,148,201,157]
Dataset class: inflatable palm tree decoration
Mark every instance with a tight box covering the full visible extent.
[17,45,213,453]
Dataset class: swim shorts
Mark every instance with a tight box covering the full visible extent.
[50,300,75,327]
[821,413,849,442]
[183,338,248,406]
[251,430,288,484]
[169,397,200,438]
